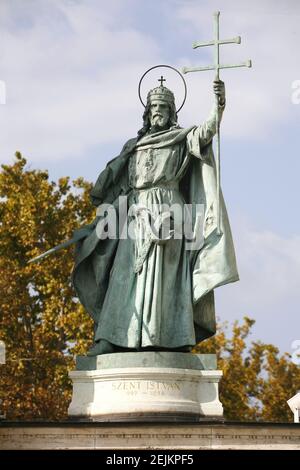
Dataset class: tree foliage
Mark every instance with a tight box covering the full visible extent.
[0,154,94,419]
[0,155,299,421]
[194,317,300,422]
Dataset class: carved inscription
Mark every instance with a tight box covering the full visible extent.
[111,380,181,396]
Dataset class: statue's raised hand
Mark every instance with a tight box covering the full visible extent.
[213,79,225,106]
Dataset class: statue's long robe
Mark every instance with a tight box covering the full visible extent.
[72,115,239,348]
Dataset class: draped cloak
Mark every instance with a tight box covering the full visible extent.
[72,116,239,348]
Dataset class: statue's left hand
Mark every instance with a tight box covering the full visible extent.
[213,79,225,106]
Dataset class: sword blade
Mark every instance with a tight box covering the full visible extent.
[28,228,91,264]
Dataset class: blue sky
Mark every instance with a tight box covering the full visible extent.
[0,0,300,354]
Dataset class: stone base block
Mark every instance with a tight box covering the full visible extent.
[68,352,223,421]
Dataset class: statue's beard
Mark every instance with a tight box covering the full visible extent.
[150,116,169,132]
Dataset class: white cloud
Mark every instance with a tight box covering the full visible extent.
[235,221,300,305]
[175,0,300,139]
[0,0,160,163]
[1,0,300,165]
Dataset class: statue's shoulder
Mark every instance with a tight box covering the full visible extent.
[121,137,137,153]
[105,137,137,168]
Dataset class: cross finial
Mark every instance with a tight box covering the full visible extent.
[158,75,166,87]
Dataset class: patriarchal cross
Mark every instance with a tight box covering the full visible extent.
[158,75,166,87]
[182,11,252,235]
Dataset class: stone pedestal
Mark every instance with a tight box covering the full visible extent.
[68,352,223,422]
[1,422,300,449]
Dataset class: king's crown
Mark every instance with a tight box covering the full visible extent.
[147,85,175,106]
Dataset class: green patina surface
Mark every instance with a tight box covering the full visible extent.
[76,352,217,371]
[72,81,238,356]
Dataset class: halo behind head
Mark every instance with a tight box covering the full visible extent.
[138,64,187,113]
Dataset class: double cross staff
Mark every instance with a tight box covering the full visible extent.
[182,11,252,235]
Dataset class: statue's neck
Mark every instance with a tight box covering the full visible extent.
[149,124,170,134]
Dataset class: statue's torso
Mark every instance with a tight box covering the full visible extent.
[129,144,185,189]
[94,137,196,348]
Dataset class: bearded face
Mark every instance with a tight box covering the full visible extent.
[149,99,170,131]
